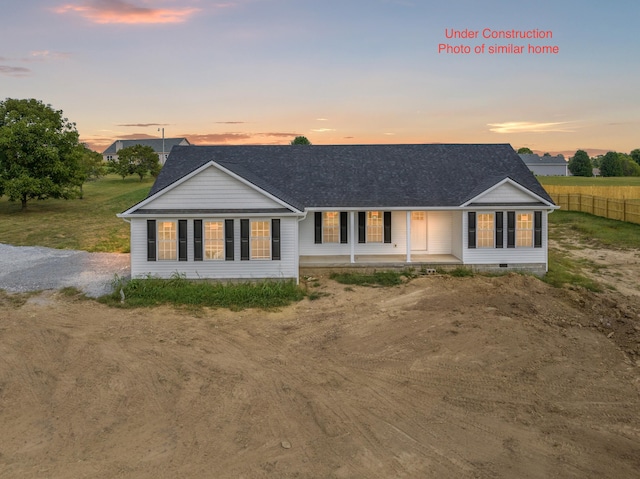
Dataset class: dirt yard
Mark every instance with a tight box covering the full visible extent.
[1,250,640,478]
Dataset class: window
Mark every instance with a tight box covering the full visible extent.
[367,211,383,243]
[158,221,176,260]
[516,213,533,247]
[322,212,339,243]
[204,221,224,260]
[477,213,494,248]
[251,220,271,259]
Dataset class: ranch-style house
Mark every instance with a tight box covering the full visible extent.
[118,144,558,282]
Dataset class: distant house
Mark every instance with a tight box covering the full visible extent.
[519,154,568,176]
[118,144,558,282]
[102,138,191,165]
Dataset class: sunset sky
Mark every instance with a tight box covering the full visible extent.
[1,0,638,156]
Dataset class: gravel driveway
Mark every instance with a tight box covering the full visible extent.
[0,244,130,298]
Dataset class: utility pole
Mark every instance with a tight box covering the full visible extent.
[158,127,165,164]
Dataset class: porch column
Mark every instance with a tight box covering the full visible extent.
[350,211,355,264]
[406,211,411,263]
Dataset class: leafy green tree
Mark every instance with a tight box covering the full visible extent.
[568,149,592,177]
[0,98,82,210]
[619,153,640,176]
[107,153,130,180]
[630,149,640,165]
[111,144,160,181]
[543,152,551,157]
[517,147,533,154]
[291,136,311,145]
[622,159,640,176]
[600,151,624,177]
[76,145,106,198]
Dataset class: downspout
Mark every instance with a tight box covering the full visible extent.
[296,210,308,285]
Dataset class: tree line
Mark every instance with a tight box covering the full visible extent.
[517,147,640,177]
[567,150,640,177]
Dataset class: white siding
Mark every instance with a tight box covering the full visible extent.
[299,211,407,256]
[146,165,285,210]
[426,211,453,254]
[528,165,567,176]
[130,217,298,280]
[450,211,463,259]
[461,210,548,266]
[474,182,539,204]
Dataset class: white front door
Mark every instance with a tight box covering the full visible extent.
[410,211,427,251]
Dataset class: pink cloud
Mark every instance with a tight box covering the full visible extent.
[55,0,200,25]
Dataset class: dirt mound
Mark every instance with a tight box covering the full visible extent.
[1,274,639,478]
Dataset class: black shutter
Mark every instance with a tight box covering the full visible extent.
[178,220,187,261]
[507,211,516,248]
[467,212,476,249]
[194,220,203,261]
[358,212,366,243]
[340,212,348,244]
[240,219,249,260]
[495,212,504,249]
[225,219,234,261]
[314,212,322,244]
[534,211,542,248]
[272,219,281,260]
[147,219,156,261]
[383,211,392,243]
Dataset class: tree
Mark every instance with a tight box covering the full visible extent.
[517,147,533,154]
[568,149,592,177]
[600,151,623,177]
[630,149,640,165]
[543,152,552,157]
[618,153,640,176]
[291,136,311,145]
[76,145,106,198]
[0,98,83,210]
[107,153,130,180]
[110,144,160,181]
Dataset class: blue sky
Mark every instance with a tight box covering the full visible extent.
[1,0,638,156]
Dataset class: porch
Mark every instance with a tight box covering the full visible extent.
[299,254,461,269]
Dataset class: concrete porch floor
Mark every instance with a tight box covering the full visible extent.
[299,254,462,269]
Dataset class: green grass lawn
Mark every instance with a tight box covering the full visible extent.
[0,175,152,252]
[538,176,640,186]
[548,210,640,249]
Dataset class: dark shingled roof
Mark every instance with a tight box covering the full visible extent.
[146,144,554,210]
[103,138,190,155]
[519,153,567,166]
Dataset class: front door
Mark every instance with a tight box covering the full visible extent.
[410,211,427,252]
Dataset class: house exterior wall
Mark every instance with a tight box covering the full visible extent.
[146,166,284,210]
[298,210,463,257]
[474,182,538,204]
[299,211,408,255]
[461,209,549,272]
[426,211,453,254]
[526,164,567,176]
[129,216,298,280]
[450,211,463,259]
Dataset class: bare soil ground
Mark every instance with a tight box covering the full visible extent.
[1,249,640,478]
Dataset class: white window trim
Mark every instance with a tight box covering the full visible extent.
[157,220,177,261]
[516,212,534,248]
[366,211,383,243]
[477,212,494,248]
[204,220,225,261]
[250,220,271,260]
[322,211,340,243]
